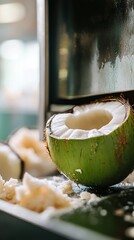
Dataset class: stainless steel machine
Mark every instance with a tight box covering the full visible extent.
[37,0,134,138]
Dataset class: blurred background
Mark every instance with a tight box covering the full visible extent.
[0,0,39,140]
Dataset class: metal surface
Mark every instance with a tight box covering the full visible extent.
[37,0,49,139]
[59,186,134,240]
[0,210,71,240]
[0,198,114,240]
[48,0,134,100]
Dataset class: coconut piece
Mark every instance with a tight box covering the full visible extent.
[46,97,134,187]
[0,175,19,203]
[15,173,71,212]
[8,128,57,177]
[0,142,23,181]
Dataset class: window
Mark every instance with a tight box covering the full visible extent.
[0,0,39,140]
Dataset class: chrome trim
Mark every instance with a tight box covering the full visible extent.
[37,0,49,140]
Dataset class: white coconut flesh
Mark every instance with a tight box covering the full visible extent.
[0,143,22,180]
[49,101,128,139]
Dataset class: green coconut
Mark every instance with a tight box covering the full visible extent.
[45,97,134,187]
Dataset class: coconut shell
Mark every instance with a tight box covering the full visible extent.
[46,98,134,187]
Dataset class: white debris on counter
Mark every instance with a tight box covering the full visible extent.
[15,173,71,212]
[79,191,99,204]
[0,173,99,215]
[0,176,19,203]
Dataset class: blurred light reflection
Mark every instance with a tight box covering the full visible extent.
[0,3,26,24]
[0,40,24,60]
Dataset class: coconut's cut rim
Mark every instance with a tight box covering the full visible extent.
[46,96,131,140]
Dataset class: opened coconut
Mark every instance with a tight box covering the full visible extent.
[45,97,134,187]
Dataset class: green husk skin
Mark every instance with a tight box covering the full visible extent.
[46,108,134,187]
